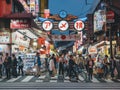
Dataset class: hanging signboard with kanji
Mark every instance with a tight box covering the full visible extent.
[106,11,115,23]
[38,13,86,32]
[10,19,30,29]
[42,20,53,31]
[58,20,69,31]
[74,20,85,31]
[41,20,85,32]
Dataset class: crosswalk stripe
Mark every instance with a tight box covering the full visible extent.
[0,75,119,83]
[0,77,6,81]
[36,80,43,82]
[50,80,57,82]
[38,75,46,79]
[51,75,57,79]
[21,76,34,82]
[7,76,22,82]
[117,79,120,81]
[64,76,69,80]
[64,80,70,82]
[92,77,100,83]
[78,75,84,81]
[105,79,114,83]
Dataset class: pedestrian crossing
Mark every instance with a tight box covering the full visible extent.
[0,75,120,83]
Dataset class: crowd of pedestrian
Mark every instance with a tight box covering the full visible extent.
[45,53,119,81]
[0,53,24,79]
[0,51,119,81]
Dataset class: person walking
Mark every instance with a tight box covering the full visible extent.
[34,52,41,76]
[49,57,55,77]
[18,56,24,76]
[87,55,94,81]
[58,54,64,76]
[11,54,18,78]
[51,54,57,69]
[110,57,116,79]
[103,55,109,79]
[4,53,12,79]
[69,55,78,80]
[0,53,4,78]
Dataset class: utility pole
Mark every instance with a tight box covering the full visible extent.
[109,23,113,58]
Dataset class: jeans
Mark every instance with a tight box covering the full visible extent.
[0,64,2,77]
[88,68,93,81]
[111,68,115,78]
[59,63,64,76]
[103,65,108,78]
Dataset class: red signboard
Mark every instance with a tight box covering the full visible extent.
[44,9,50,18]
[10,19,30,29]
[38,38,45,45]
[106,11,115,19]
[0,0,12,17]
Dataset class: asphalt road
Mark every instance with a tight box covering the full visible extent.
[0,82,120,90]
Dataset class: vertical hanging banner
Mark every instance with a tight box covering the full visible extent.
[19,0,30,13]
[78,32,83,45]
[30,0,36,16]
[44,9,50,18]
[35,0,39,16]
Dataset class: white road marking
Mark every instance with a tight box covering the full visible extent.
[21,76,34,82]
[38,75,46,79]
[7,76,22,82]
[105,79,114,83]
[36,80,43,82]
[91,77,100,83]
[0,77,6,81]
[50,80,57,82]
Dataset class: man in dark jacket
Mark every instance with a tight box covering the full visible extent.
[4,53,12,79]
[12,54,18,77]
[110,57,116,79]
[69,55,78,79]
[87,55,94,81]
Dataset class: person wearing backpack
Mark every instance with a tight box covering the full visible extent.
[87,55,94,81]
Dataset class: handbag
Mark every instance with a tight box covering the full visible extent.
[114,68,118,76]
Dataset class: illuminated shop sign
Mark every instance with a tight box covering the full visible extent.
[10,19,30,29]
[42,20,53,31]
[12,32,30,47]
[58,20,69,31]
[94,10,106,32]
[0,32,10,43]
[41,20,84,31]
[74,20,85,31]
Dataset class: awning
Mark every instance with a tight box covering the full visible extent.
[30,27,51,41]
[5,12,34,19]
[17,29,38,39]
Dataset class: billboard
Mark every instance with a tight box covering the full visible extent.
[94,10,106,32]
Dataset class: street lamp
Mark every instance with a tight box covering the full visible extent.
[33,39,38,51]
